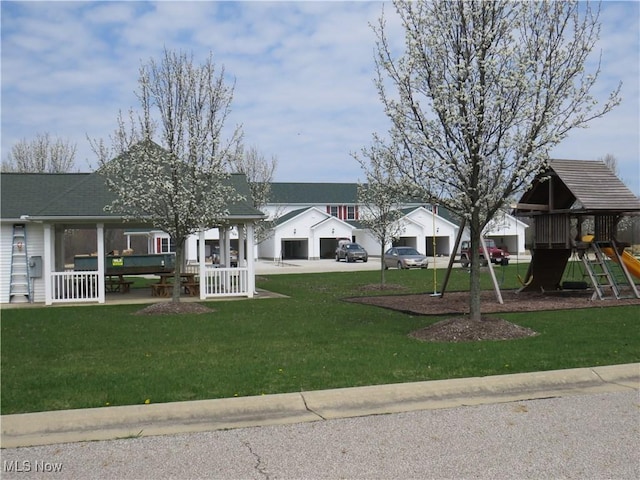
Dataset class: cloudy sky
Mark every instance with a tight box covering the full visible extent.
[2,1,638,194]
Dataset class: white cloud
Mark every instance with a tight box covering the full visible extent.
[2,0,638,194]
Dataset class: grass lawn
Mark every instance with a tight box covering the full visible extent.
[2,264,638,414]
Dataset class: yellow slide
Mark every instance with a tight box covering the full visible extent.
[602,248,640,279]
[581,235,640,279]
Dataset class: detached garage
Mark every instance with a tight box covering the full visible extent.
[259,207,353,261]
[398,207,459,256]
[483,213,528,254]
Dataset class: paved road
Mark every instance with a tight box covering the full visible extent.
[2,389,638,479]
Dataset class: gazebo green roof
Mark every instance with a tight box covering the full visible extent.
[1,172,263,221]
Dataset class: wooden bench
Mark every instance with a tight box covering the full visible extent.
[182,282,200,296]
[105,277,134,293]
[151,283,172,297]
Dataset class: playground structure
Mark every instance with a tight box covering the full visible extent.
[514,159,640,300]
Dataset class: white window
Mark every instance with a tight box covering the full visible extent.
[159,237,175,253]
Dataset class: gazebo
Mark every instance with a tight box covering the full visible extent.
[1,168,264,305]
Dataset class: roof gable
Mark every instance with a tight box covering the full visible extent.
[310,214,354,231]
[518,159,640,213]
[403,206,460,229]
[273,207,326,227]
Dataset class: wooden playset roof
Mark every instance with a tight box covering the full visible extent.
[515,159,640,215]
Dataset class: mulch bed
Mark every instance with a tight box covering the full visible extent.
[134,302,214,315]
[347,289,640,342]
[347,289,640,315]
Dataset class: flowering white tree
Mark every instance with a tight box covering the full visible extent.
[93,48,243,302]
[373,0,621,320]
[355,136,407,286]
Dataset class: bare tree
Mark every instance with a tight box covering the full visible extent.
[355,136,407,286]
[2,133,76,172]
[92,48,243,302]
[373,0,621,321]
[598,154,634,234]
[599,153,619,176]
[230,145,278,244]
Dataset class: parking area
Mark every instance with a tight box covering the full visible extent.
[255,254,531,275]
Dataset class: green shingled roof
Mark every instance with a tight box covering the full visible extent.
[1,172,263,221]
[269,183,359,204]
[225,174,266,217]
[36,171,120,217]
[0,173,98,219]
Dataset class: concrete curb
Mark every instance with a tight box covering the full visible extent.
[1,393,318,449]
[301,364,640,419]
[2,363,638,449]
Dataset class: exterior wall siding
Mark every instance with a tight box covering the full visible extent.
[0,223,13,303]
[0,222,45,304]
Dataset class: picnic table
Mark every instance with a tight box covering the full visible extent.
[151,273,199,297]
[105,275,134,294]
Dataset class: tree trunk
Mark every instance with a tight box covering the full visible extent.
[171,238,186,302]
[469,218,482,321]
[379,243,386,286]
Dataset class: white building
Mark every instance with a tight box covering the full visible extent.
[257,183,526,260]
[127,182,528,263]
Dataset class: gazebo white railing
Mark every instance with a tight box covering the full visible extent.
[50,271,100,303]
[201,266,249,297]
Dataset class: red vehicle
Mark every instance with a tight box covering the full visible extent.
[459,239,509,267]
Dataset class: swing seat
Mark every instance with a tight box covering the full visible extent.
[517,274,533,287]
[561,280,588,290]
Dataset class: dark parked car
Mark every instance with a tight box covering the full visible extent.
[384,247,429,269]
[335,243,368,263]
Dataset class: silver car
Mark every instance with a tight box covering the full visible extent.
[335,243,369,263]
[384,247,429,269]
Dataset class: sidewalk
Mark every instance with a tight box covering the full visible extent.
[2,363,637,449]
